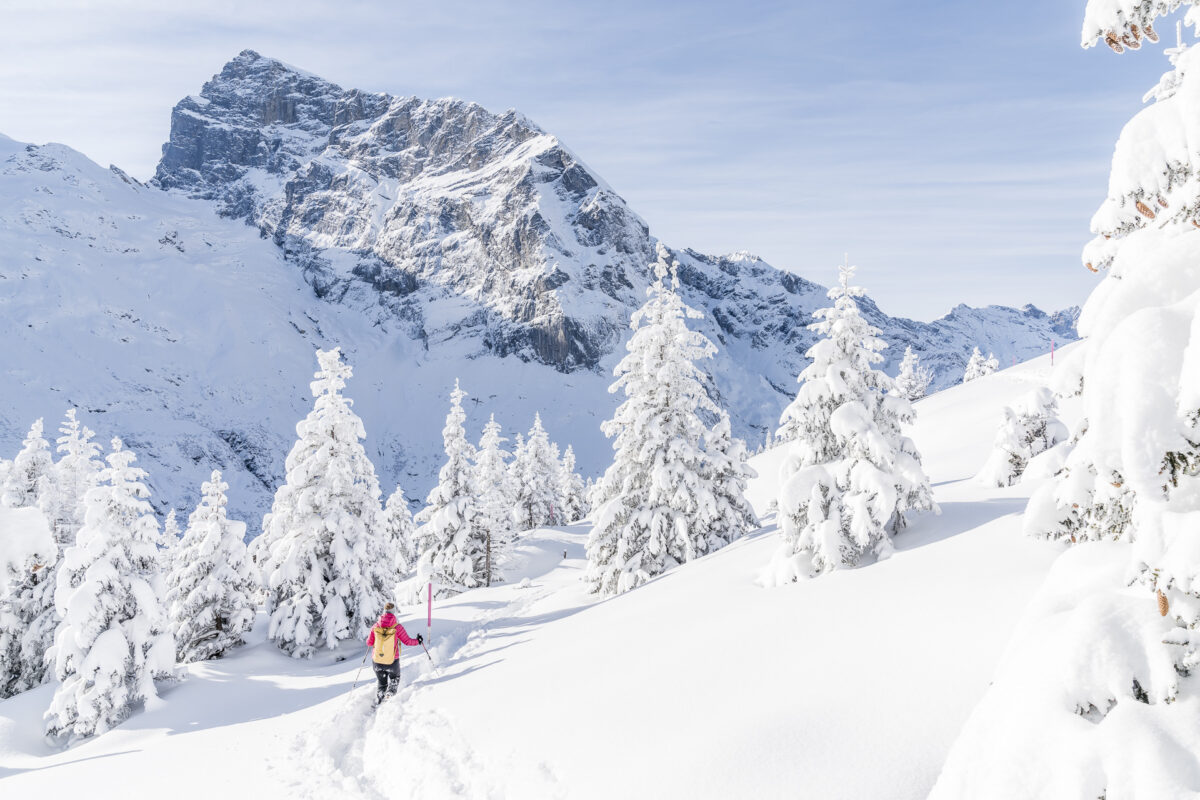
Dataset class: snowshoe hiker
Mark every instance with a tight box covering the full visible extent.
[367,602,423,705]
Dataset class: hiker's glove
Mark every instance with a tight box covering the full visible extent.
[417,634,424,644]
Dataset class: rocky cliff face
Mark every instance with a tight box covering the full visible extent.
[153,51,1077,413]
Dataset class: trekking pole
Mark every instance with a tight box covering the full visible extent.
[420,641,443,679]
[351,648,370,690]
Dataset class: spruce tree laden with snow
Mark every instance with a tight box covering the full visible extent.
[256,349,391,658]
[0,508,55,698]
[977,387,1068,488]
[557,444,588,523]
[894,346,933,402]
[160,508,180,571]
[474,414,516,585]
[5,410,106,696]
[512,414,562,530]
[585,245,728,596]
[382,484,416,579]
[410,380,486,598]
[700,413,759,545]
[39,409,102,544]
[166,471,258,663]
[962,347,999,383]
[44,439,174,741]
[3,419,53,509]
[767,262,936,581]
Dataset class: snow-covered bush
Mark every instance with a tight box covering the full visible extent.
[255,349,391,658]
[2,418,52,509]
[976,387,1068,487]
[44,439,174,742]
[0,506,55,698]
[586,245,742,596]
[962,347,999,383]
[474,413,515,585]
[935,9,1200,795]
[894,346,933,401]
[766,262,936,582]
[166,471,258,662]
[410,380,486,598]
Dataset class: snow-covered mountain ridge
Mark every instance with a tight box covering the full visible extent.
[0,50,1079,522]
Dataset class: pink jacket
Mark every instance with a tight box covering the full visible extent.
[366,612,420,659]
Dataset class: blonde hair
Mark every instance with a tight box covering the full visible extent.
[384,602,395,611]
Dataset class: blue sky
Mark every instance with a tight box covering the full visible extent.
[0,0,1187,319]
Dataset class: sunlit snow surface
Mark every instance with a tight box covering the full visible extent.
[0,348,1079,798]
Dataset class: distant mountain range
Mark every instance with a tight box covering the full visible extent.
[0,50,1079,524]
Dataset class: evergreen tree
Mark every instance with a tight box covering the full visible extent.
[5,411,105,696]
[256,348,391,658]
[382,484,416,579]
[39,409,102,544]
[0,508,55,698]
[557,444,588,523]
[44,439,174,741]
[166,471,258,662]
[3,419,53,509]
[410,380,485,598]
[160,508,180,572]
[962,347,999,382]
[512,414,561,530]
[700,413,759,545]
[894,346,933,401]
[768,262,936,581]
[977,388,1068,488]
[474,414,515,585]
[585,245,722,596]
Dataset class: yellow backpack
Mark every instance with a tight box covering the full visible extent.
[372,626,397,665]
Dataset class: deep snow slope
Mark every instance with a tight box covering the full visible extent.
[0,349,1077,799]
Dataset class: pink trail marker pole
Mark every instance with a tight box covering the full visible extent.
[427,582,432,640]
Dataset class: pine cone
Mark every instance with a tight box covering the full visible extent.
[1105,32,1125,53]
[1145,24,1159,43]
[1157,589,1169,617]
[1135,199,1157,219]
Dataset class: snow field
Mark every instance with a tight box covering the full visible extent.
[0,347,1072,798]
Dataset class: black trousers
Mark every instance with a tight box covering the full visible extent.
[374,661,400,699]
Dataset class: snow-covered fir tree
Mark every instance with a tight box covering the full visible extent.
[767,262,936,581]
[557,445,587,523]
[474,414,515,585]
[700,413,759,545]
[44,439,174,741]
[586,245,729,596]
[2,419,53,509]
[382,484,416,579]
[512,414,562,530]
[977,387,1068,488]
[962,347,999,383]
[894,346,933,402]
[160,508,180,571]
[39,409,102,543]
[255,348,391,658]
[931,11,1200,795]
[4,411,106,697]
[410,380,485,598]
[0,508,55,698]
[166,471,258,663]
